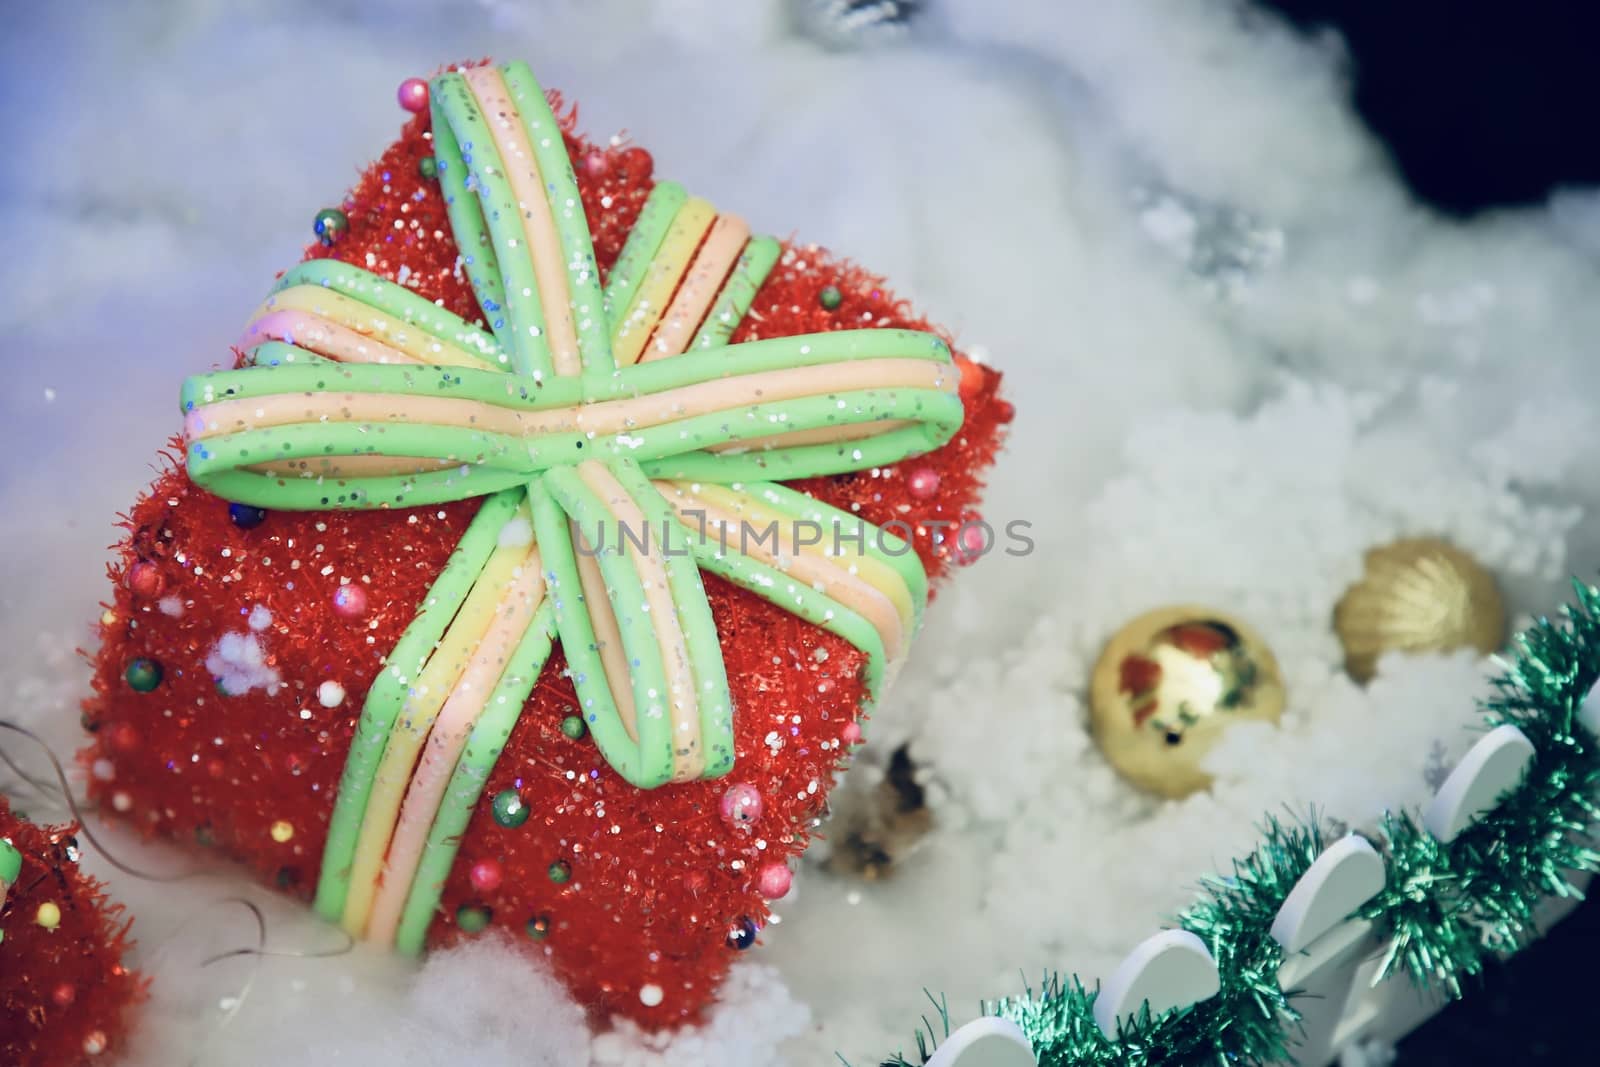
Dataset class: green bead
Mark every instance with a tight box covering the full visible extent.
[0,838,21,886]
[490,789,530,829]
[818,285,843,311]
[313,207,349,246]
[560,715,586,741]
[547,859,572,885]
[525,913,551,940]
[418,155,439,180]
[456,904,492,933]
[124,658,163,693]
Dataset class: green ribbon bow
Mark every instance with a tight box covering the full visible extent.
[178,61,963,948]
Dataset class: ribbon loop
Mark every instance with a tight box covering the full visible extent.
[535,460,734,788]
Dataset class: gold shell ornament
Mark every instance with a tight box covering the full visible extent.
[1089,606,1286,798]
[1334,537,1506,684]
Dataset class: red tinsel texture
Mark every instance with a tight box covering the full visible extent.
[81,81,1010,1030]
[0,798,144,1065]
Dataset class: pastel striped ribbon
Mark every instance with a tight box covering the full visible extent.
[178,61,960,951]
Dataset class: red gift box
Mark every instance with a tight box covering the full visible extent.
[81,61,1009,1030]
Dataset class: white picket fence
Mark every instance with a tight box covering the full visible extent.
[923,697,1600,1067]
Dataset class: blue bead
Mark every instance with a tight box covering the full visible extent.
[726,916,759,950]
[228,502,268,529]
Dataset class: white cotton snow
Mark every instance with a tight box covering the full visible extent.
[2,1,1599,1065]
[593,965,811,1066]
[124,930,590,1067]
[205,631,283,697]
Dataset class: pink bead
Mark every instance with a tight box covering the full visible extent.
[956,518,989,565]
[583,151,609,177]
[397,77,430,114]
[757,863,793,900]
[469,859,503,893]
[719,783,763,828]
[906,467,940,500]
[841,722,863,746]
[126,561,164,599]
[332,584,369,620]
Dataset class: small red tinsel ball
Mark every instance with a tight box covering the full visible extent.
[0,799,144,1066]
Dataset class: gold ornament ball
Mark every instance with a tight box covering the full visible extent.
[1334,537,1506,684]
[1089,606,1286,799]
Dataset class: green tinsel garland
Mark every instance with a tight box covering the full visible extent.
[877,580,1600,1067]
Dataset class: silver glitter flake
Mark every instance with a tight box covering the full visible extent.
[793,0,927,50]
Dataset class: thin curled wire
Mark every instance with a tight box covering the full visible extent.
[1,719,201,881]
[161,895,355,1066]
[0,718,355,1061]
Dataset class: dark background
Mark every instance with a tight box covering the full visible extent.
[1391,896,1599,1063]
[1253,1,1597,1060]
[1259,0,1600,216]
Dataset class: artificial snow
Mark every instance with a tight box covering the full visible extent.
[2,1,1598,1064]
[204,631,283,697]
